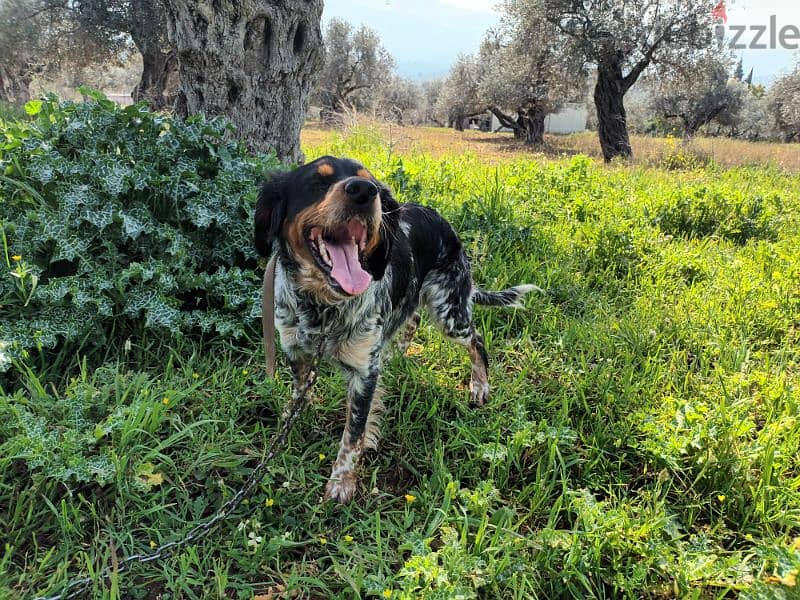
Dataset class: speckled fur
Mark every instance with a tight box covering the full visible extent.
[255,156,535,503]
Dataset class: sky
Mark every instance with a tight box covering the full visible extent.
[322,0,800,85]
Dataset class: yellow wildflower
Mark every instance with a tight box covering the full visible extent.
[318,453,326,461]
[319,536,327,545]
[192,372,199,379]
[265,498,274,507]
[149,540,157,549]
[717,494,726,503]
[382,590,392,598]
[404,494,416,504]
[11,255,21,261]
[162,397,170,405]
[343,534,353,543]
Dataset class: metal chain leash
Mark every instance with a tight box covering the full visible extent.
[37,349,323,600]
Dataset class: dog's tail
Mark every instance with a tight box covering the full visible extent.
[472,284,542,308]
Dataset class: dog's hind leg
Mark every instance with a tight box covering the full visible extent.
[396,311,421,353]
[448,327,490,407]
[422,266,490,407]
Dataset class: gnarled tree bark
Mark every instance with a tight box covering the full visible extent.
[489,105,546,145]
[164,0,324,163]
[594,50,632,161]
[130,0,177,109]
[0,66,32,104]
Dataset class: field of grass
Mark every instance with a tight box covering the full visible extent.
[3,116,800,599]
[302,120,800,172]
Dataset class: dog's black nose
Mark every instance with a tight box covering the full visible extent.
[344,178,378,205]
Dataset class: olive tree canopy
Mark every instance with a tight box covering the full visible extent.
[648,48,743,138]
[314,18,394,120]
[481,0,586,144]
[545,0,716,160]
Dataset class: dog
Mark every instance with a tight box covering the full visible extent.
[254,156,536,503]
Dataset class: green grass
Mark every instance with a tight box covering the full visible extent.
[3,126,800,599]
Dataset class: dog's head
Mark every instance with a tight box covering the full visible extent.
[255,156,400,301]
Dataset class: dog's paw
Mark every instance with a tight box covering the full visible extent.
[469,379,489,407]
[325,471,358,503]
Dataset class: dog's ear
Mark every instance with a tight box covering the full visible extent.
[254,173,288,257]
[365,183,400,280]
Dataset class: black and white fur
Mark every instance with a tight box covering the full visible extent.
[255,156,536,503]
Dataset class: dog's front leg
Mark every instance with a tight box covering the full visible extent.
[326,337,382,503]
[280,345,317,419]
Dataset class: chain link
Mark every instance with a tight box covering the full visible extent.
[37,345,323,600]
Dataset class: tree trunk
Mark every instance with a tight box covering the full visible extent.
[130,0,177,109]
[164,0,324,164]
[523,106,546,145]
[0,66,31,104]
[594,52,632,162]
[454,116,465,131]
[683,117,699,140]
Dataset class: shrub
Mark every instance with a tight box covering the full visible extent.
[653,186,781,244]
[0,91,279,377]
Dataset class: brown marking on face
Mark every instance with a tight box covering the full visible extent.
[283,179,385,300]
[356,168,371,179]
[317,162,334,177]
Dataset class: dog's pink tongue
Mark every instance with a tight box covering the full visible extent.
[327,239,372,295]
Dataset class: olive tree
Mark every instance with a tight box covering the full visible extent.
[545,0,715,161]
[0,0,174,108]
[768,68,800,142]
[314,18,394,120]
[73,0,176,108]
[0,0,118,104]
[0,0,47,103]
[436,54,485,130]
[649,49,743,138]
[164,0,324,163]
[481,0,586,145]
[377,76,422,125]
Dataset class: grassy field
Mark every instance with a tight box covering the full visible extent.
[3,118,800,599]
[302,120,800,172]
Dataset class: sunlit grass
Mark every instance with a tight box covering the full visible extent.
[2,126,799,598]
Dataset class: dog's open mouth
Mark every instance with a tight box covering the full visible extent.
[306,220,372,295]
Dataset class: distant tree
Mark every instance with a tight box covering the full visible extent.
[421,78,445,126]
[733,57,744,81]
[0,0,47,103]
[0,0,111,103]
[545,0,716,161]
[164,0,324,163]
[436,54,485,130]
[314,18,394,120]
[377,76,421,125]
[649,49,743,138]
[0,0,174,108]
[480,0,586,145]
[767,69,800,142]
[722,83,771,140]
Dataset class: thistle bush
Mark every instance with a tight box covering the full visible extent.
[0,90,279,376]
